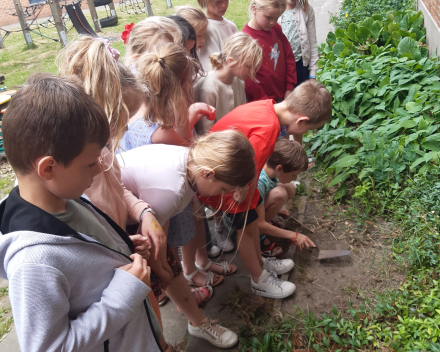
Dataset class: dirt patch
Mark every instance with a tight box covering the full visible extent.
[281,177,405,317]
[0,160,15,200]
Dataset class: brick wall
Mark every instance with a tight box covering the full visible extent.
[419,0,440,57]
[0,0,120,27]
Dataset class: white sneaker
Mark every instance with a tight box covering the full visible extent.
[215,220,234,252]
[188,317,238,348]
[262,257,294,275]
[207,245,221,258]
[251,269,296,299]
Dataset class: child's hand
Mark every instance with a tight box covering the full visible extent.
[188,103,216,123]
[141,212,167,262]
[147,254,173,290]
[294,233,316,250]
[120,253,151,286]
[129,234,150,260]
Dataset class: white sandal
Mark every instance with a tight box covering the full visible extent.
[196,259,237,276]
[183,268,224,287]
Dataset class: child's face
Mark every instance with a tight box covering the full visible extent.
[43,143,103,200]
[196,25,207,50]
[253,7,281,31]
[229,60,253,81]
[185,39,196,53]
[196,171,237,197]
[207,0,229,20]
[275,168,302,184]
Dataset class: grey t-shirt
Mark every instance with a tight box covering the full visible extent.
[52,199,123,252]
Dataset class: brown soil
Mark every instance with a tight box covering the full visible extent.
[281,176,406,318]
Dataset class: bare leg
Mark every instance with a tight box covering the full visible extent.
[164,271,204,326]
[264,187,288,222]
[236,220,263,283]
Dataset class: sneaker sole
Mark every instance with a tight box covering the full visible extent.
[251,284,296,299]
[188,329,238,348]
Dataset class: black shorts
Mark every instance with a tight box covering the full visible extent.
[226,196,263,230]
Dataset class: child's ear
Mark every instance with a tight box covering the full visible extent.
[296,116,310,124]
[36,156,56,181]
[275,165,284,173]
[201,170,216,179]
[226,57,234,65]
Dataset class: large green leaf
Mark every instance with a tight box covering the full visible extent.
[330,155,360,169]
[332,42,345,57]
[399,14,410,31]
[326,32,336,45]
[406,102,422,113]
[362,132,376,151]
[400,120,417,129]
[397,37,421,60]
[335,28,346,39]
[370,21,383,40]
[355,27,371,44]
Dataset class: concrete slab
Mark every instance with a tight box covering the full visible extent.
[312,0,343,44]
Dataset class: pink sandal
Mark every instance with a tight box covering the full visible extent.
[177,286,213,314]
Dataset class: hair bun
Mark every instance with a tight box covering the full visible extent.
[158,57,165,65]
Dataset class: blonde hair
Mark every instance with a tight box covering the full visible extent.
[125,17,182,67]
[249,0,286,18]
[285,80,332,124]
[176,6,208,32]
[188,130,256,188]
[197,0,218,10]
[136,42,194,129]
[209,32,262,82]
[56,36,147,157]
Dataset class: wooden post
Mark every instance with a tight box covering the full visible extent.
[0,34,5,49]
[165,0,172,8]
[108,1,117,18]
[13,0,33,48]
[47,0,67,46]
[141,0,153,16]
[87,0,102,32]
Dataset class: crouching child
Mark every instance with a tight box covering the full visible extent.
[0,73,163,352]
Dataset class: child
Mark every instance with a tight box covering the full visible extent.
[120,42,235,288]
[194,32,262,134]
[176,6,208,51]
[197,0,238,71]
[117,130,254,348]
[0,73,162,352]
[279,0,319,85]
[243,0,297,102]
[198,80,332,299]
[257,139,315,257]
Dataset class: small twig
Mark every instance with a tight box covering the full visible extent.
[292,216,315,233]
[330,231,337,240]
[314,215,323,230]
[312,281,333,293]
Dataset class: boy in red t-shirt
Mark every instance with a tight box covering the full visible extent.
[243,0,297,102]
[198,80,331,299]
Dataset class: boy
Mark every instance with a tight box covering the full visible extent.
[197,0,238,71]
[258,139,315,257]
[198,79,331,299]
[0,74,164,352]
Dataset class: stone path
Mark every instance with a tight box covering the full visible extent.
[0,0,341,350]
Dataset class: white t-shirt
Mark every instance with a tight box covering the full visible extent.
[194,69,246,134]
[116,144,194,226]
[198,17,238,71]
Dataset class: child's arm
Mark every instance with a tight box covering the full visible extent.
[256,204,315,249]
[9,254,151,352]
[278,24,297,93]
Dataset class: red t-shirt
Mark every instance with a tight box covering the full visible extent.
[198,99,281,213]
[242,23,297,102]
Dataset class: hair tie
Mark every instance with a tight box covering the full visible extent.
[99,38,120,61]
[158,57,165,65]
[219,52,223,59]
[121,23,134,45]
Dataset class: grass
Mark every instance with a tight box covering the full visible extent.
[0,0,250,88]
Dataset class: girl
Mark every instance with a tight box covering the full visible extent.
[279,0,318,85]
[120,42,236,288]
[117,130,255,347]
[243,0,298,102]
[194,32,263,134]
[176,6,208,51]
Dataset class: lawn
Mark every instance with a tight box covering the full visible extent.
[0,0,250,88]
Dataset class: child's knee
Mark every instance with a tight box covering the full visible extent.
[270,186,288,204]
[284,183,296,199]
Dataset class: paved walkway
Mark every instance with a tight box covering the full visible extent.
[0,0,341,350]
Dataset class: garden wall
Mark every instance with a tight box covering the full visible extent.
[418,0,440,57]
